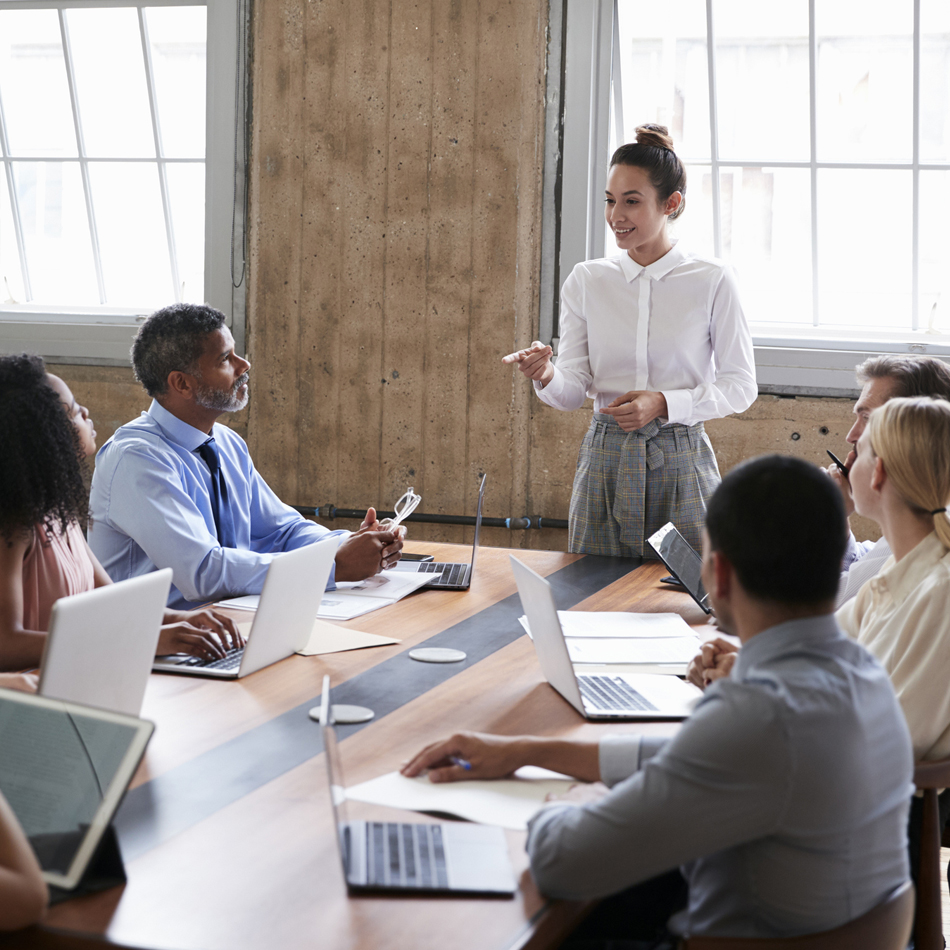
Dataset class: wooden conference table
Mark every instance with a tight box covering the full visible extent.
[5,542,711,950]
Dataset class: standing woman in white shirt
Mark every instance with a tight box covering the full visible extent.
[504,125,756,557]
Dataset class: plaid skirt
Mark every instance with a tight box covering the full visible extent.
[568,414,721,558]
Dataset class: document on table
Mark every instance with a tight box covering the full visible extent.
[216,569,431,622]
[318,570,432,620]
[519,611,694,639]
[565,636,701,665]
[296,619,398,656]
[345,766,576,831]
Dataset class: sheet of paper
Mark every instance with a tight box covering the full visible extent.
[318,570,432,620]
[565,635,701,665]
[345,766,576,831]
[296,619,398,656]
[519,611,694,639]
[216,594,260,611]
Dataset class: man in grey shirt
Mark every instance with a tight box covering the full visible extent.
[402,456,913,943]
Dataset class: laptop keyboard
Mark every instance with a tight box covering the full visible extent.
[418,562,468,587]
[178,646,244,671]
[579,675,658,712]
[365,821,448,889]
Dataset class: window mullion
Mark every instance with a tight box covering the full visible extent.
[0,83,33,301]
[912,0,920,331]
[138,7,182,303]
[610,0,624,147]
[705,0,721,259]
[808,0,819,327]
[59,8,107,305]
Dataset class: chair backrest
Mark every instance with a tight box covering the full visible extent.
[682,880,914,950]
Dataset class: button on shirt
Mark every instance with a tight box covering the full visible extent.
[89,401,347,609]
[526,616,912,939]
[535,243,757,425]
[837,530,950,761]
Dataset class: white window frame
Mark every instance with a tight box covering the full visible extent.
[547,0,950,397]
[0,0,247,365]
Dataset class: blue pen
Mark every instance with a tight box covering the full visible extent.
[450,755,472,771]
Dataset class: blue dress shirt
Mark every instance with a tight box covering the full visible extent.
[527,615,913,939]
[89,400,346,608]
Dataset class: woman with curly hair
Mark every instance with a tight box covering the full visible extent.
[0,354,243,673]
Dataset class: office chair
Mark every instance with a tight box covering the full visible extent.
[913,756,950,950]
[682,879,913,950]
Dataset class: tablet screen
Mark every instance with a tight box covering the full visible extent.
[647,523,710,613]
[0,692,149,880]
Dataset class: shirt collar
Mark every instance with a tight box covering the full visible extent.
[732,613,842,680]
[147,399,214,453]
[867,531,949,605]
[617,240,686,284]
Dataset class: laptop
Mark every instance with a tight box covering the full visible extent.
[0,688,153,891]
[647,522,712,614]
[390,474,486,590]
[39,569,173,717]
[510,556,702,721]
[318,676,516,896]
[153,537,337,679]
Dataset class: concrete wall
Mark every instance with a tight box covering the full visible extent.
[47,0,880,551]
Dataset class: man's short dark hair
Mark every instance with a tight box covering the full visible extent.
[856,355,950,401]
[705,455,846,605]
[131,303,227,397]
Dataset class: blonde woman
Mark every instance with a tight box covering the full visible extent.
[837,395,950,762]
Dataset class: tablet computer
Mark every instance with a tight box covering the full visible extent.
[647,522,712,615]
[0,689,153,890]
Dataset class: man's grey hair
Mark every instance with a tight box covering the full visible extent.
[131,303,227,397]
[856,354,950,402]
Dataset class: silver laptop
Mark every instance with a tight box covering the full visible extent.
[40,569,173,717]
[0,688,153,891]
[153,537,337,679]
[318,676,516,896]
[510,556,702,721]
[391,474,486,590]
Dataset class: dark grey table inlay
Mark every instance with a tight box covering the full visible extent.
[115,555,640,861]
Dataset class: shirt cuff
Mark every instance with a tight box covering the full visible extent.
[660,389,692,425]
[598,735,642,787]
[534,368,565,405]
[841,531,859,569]
[325,531,352,591]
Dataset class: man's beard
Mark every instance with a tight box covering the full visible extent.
[194,372,250,412]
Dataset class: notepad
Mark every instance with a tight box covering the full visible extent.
[345,766,577,831]
[519,611,695,639]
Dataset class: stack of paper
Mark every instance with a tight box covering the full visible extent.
[345,766,576,831]
[216,568,432,622]
[519,611,702,668]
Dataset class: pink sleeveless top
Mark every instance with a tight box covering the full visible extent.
[21,521,96,632]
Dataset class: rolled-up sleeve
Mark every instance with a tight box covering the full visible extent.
[526,686,788,900]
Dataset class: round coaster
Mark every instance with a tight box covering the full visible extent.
[307,704,375,725]
[408,647,467,664]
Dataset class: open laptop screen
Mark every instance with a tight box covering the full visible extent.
[0,690,152,888]
[647,522,711,614]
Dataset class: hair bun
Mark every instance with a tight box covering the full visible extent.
[635,124,674,151]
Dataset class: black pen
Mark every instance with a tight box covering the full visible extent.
[826,450,849,479]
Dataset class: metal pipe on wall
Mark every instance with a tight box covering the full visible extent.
[291,506,569,531]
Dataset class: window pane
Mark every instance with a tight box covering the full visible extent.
[165,162,205,302]
[919,171,950,333]
[715,1,810,162]
[0,10,76,157]
[816,1,913,164]
[88,162,171,307]
[0,174,26,304]
[13,162,98,305]
[817,169,911,328]
[920,0,950,164]
[670,162,716,258]
[725,167,812,324]
[616,0,710,160]
[145,6,206,159]
[65,8,154,158]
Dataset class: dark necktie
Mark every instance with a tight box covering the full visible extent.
[196,438,237,548]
